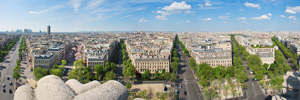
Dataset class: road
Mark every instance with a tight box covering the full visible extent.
[0,37,22,100]
[232,38,266,100]
[177,44,204,100]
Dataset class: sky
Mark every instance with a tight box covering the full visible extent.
[0,0,299,32]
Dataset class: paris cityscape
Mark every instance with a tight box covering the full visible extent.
[0,0,300,100]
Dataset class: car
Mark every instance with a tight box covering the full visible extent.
[174,90,178,95]
[179,85,182,89]
[2,83,5,88]
[184,91,187,95]
[10,81,12,85]
[9,89,12,94]
[175,84,178,88]
[3,88,5,93]
[5,61,10,63]
[252,82,254,86]
[7,77,10,80]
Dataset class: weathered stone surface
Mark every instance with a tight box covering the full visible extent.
[35,75,75,100]
[14,75,129,100]
[74,80,129,100]
[14,85,36,100]
[66,79,101,95]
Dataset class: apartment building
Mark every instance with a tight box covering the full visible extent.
[179,33,232,68]
[33,53,55,69]
[125,33,173,74]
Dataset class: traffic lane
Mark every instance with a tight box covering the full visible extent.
[178,69,188,100]
[0,77,15,99]
[186,82,203,100]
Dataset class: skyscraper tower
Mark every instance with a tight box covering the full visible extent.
[47,25,51,35]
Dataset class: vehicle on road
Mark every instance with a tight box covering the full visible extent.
[2,83,5,88]
[179,85,182,89]
[7,77,10,80]
[184,91,187,95]
[252,82,254,86]
[3,88,6,93]
[175,90,178,95]
[175,84,178,88]
[10,81,12,85]
[5,61,10,63]
[179,78,183,83]
[9,89,12,94]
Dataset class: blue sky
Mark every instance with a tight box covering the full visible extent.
[0,0,299,32]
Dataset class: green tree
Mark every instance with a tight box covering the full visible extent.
[51,69,62,77]
[236,72,248,83]
[105,71,116,81]
[94,64,104,80]
[164,72,171,81]
[61,60,67,65]
[203,87,217,100]
[69,67,78,79]
[33,67,48,80]
[188,57,196,71]
[171,62,179,72]
[105,62,111,72]
[154,71,161,79]
[170,72,178,82]
[83,67,93,83]
[110,63,117,72]
[126,82,132,90]
[142,70,151,79]
[13,70,21,82]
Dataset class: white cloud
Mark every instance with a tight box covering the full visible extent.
[285,9,296,14]
[285,6,300,14]
[242,21,247,23]
[280,15,286,18]
[236,17,246,20]
[198,4,204,8]
[202,18,212,21]
[184,10,195,14]
[251,15,270,20]
[156,10,170,16]
[156,15,167,20]
[240,9,245,11]
[205,0,212,7]
[288,16,297,20]
[244,2,261,9]
[198,1,222,9]
[28,11,37,14]
[180,20,190,23]
[86,0,106,8]
[267,13,272,16]
[223,21,227,24]
[70,0,81,12]
[156,1,192,20]
[139,18,148,22]
[123,15,132,18]
[28,5,64,14]
[162,1,191,13]
[219,16,229,19]
[226,13,230,15]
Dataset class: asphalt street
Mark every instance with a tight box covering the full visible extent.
[177,44,204,100]
[0,38,21,100]
[232,38,266,100]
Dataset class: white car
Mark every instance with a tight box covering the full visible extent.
[2,83,5,88]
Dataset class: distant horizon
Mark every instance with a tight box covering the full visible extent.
[2,30,300,33]
[0,0,299,32]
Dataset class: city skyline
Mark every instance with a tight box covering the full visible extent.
[0,0,299,32]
